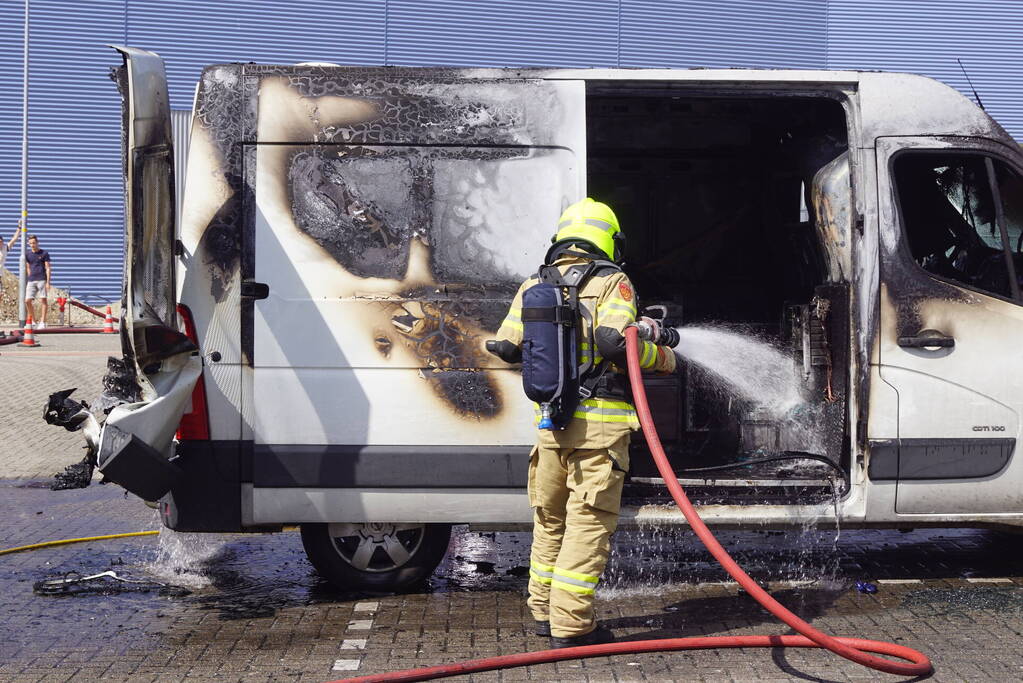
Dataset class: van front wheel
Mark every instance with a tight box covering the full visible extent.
[300,522,452,591]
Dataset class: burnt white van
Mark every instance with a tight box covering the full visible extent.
[50,46,1023,590]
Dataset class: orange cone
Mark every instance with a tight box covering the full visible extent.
[18,315,39,347]
[102,306,116,334]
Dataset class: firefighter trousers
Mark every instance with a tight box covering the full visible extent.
[526,433,630,638]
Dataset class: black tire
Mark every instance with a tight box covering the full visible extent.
[300,522,452,591]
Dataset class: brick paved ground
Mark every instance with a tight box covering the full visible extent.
[3,335,1023,682]
[4,477,1023,682]
[0,333,118,481]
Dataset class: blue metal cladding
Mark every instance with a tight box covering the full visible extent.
[0,5,27,287]
[620,0,826,69]
[171,109,190,234]
[3,0,1023,301]
[826,0,1023,141]
[0,0,125,304]
[386,0,619,68]
[126,0,386,109]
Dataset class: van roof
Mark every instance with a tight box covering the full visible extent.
[219,64,1017,147]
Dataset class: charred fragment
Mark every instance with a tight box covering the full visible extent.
[51,456,96,491]
[44,388,92,432]
[422,369,501,419]
[44,388,100,490]
[95,356,142,414]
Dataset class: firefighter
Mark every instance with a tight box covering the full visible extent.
[488,198,678,647]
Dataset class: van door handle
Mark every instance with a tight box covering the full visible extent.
[240,280,269,300]
[897,334,955,348]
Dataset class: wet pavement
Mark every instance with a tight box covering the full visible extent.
[3,480,1023,682]
[0,333,118,481]
[4,335,1023,681]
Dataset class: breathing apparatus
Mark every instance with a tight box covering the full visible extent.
[517,199,625,430]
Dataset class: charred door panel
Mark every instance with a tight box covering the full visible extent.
[246,74,585,450]
[875,136,1023,515]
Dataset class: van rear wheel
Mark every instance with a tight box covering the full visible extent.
[300,522,452,591]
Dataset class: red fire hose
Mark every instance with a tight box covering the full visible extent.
[333,327,932,682]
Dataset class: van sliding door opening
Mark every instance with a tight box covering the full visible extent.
[585,88,851,503]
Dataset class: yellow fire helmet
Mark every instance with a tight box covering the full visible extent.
[551,198,624,262]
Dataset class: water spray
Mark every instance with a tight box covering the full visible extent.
[332,328,932,681]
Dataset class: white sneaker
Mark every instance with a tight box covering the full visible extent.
[37,321,45,329]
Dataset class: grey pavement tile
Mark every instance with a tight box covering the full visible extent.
[4,337,1023,681]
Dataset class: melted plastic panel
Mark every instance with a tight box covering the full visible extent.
[289,149,418,279]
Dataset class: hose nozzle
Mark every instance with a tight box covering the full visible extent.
[631,319,680,348]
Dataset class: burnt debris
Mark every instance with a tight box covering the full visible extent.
[94,357,142,414]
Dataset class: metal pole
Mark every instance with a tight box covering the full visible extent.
[17,0,29,327]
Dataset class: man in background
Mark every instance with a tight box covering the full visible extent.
[24,234,51,327]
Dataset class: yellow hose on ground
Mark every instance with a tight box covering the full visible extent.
[0,530,159,556]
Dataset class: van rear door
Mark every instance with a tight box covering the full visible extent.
[93,46,200,500]
[875,136,1023,516]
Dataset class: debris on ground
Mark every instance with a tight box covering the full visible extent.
[33,570,191,597]
[50,456,96,490]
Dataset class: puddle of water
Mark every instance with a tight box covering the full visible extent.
[901,586,1023,615]
[601,524,845,598]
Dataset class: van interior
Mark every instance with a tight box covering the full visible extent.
[585,88,851,503]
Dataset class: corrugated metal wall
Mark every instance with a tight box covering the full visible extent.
[386,1,618,67]
[0,4,27,283]
[0,0,124,304]
[170,109,190,233]
[825,0,1023,140]
[620,0,826,68]
[126,0,386,109]
[1,1,1020,301]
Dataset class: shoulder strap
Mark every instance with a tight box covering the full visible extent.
[537,262,596,288]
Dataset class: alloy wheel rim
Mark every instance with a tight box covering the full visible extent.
[327,522,425,573]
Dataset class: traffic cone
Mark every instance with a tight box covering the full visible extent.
[102,306,116,334]
[18,315,39,347]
